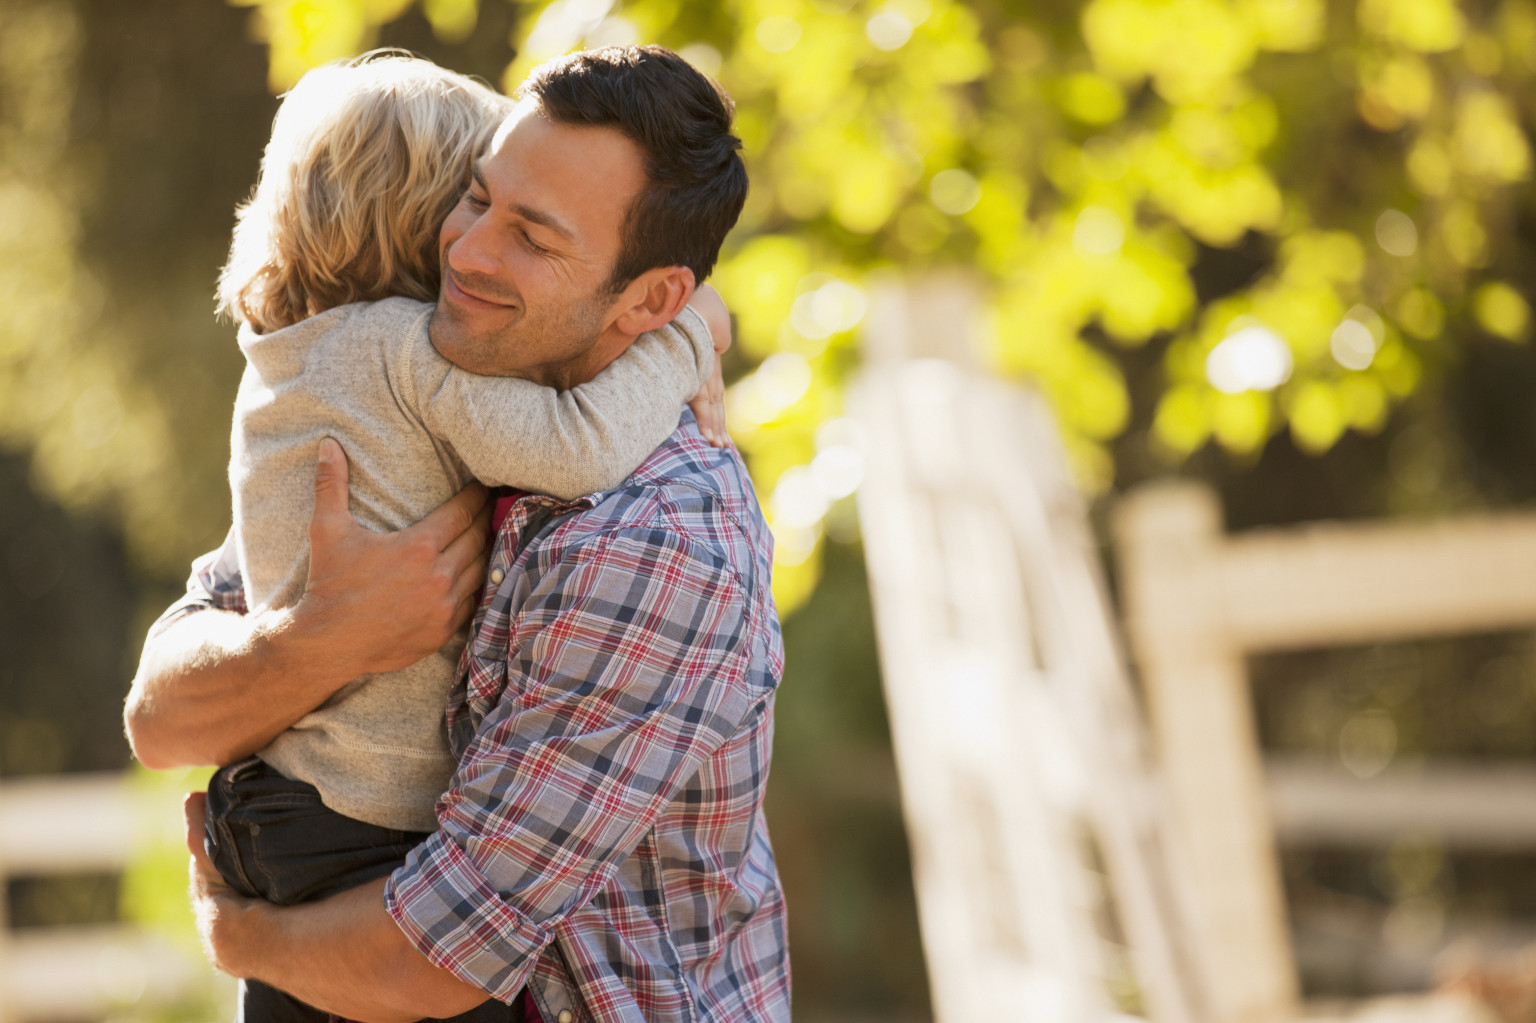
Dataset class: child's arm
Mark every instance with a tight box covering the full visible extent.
[410,306,714,500]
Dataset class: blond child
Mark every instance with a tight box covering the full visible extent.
[196,51,728,1023]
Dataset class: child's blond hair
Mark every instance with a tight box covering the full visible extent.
[218,51,511,334]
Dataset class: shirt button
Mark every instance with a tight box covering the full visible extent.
[557,1012,573,1023]
[489,568,505,585]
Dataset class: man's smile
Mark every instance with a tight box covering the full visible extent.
[443,270,516,311]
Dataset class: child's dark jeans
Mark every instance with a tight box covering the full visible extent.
[205,756,522,1023]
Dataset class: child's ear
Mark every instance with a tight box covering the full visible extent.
[612,266,695,336]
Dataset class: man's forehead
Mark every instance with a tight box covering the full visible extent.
[488,98,539,153]
[480,102,646,200]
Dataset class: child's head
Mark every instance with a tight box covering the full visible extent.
[219,51,511,333]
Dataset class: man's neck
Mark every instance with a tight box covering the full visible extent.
[537,324,640,391]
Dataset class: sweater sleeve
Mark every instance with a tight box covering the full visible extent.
[409,306,713,500]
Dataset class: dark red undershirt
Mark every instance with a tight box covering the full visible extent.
[490,488,519,536]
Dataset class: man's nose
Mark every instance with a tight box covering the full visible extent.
[445,214,500,277]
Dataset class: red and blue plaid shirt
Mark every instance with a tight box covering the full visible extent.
[164,419,791,1022]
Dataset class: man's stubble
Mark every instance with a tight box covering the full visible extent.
[429,265,616,385]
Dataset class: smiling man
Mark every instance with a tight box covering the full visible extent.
[430,106,654,387]
[125,47,789,1023]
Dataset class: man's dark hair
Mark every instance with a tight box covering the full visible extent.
[520,45,748,292]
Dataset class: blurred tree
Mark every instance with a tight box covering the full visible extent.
[214,0,1534,615]
[4,0,1532,604]
[0,0,275,578]
[0,450,138,777]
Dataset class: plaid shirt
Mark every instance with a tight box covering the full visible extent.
[162,419,790,1022]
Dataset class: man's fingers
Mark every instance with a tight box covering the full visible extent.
[454,558,488,606]
[450,587,481,635]
[439,492,492,571]
[411,481,490,553]
[311,438,351,525]
[440,490,491,623]
[184,791,211,862]
[448,528,490,601]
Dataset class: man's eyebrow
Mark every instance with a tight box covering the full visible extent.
[468,161,576,242]
[511,202,575,242]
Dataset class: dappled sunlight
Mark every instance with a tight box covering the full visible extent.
[1205,321,1292,394]
[0,3,182,572]
[1,2,1535,1021]
[13,0,1513,621]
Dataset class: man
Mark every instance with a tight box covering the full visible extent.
[125,46,790,1023]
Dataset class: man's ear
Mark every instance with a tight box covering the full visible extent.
[611,266,696,336]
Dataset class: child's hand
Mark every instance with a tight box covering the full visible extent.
[688,284,732,449]
[692,357,727,448]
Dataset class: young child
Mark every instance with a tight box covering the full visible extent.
[201,52,729,1022]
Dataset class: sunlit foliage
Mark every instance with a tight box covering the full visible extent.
[231,0,482,87]
[6,0,1526,609]
[225,0,1534,614]
[0,2,184,571]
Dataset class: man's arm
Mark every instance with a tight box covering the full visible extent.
[124,438,492,768]
[187,524,768,1013]
[184,793,487,1023]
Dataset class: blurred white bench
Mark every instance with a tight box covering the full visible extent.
[0,772,210,1022]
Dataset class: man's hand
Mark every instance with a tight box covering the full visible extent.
[184,791,255,978]
[181,793,489,1022]
[687,284,732,448]
[125,438,494,770]
[290,437,493,681]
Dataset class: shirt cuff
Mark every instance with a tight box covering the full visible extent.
[383,828,551,1002]
[146,598,213,638]
[149,534,248,639]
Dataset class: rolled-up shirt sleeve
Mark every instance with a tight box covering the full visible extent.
[149,529,248,635]
[382,524,764,1001]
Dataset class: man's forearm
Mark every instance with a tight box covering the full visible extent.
[214,879,490,1023]
[125,605,355,769]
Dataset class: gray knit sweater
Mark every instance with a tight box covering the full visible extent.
[230,296,712,830]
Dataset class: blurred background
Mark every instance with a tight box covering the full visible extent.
[0,0,1533,1020]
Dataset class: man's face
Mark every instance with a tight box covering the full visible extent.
[429,100,648,385]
